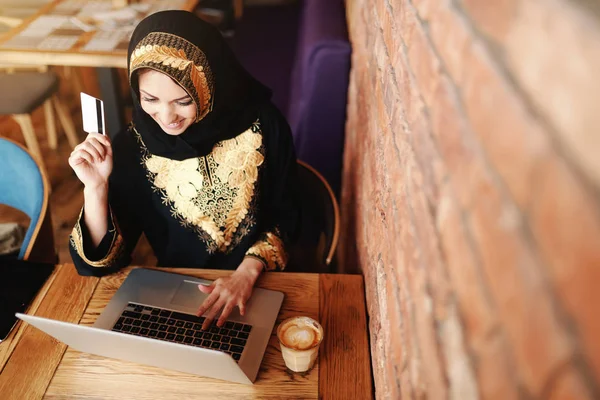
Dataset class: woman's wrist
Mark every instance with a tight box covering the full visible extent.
[236,257,264,283]
[83,183,109,248]
[83,182,109,197]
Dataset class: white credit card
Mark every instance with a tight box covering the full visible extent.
[80,92,106,135]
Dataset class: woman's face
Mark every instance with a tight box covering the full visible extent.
[138,69,198,135]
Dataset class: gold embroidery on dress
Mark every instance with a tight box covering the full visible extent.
[145,156,225,247]
[135,122,264,253]
[213,129,264,248]
[69,207,126,268]
[246,231,288,271]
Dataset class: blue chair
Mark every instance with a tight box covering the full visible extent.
[0,138,56,262]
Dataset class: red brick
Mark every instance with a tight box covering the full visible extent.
[382,65,399,120]
[424,0,550,210]
[546,365,595,400]
[404,6,441,108]
[381,2,401,70]
[387,96,404,145]
[397,39,445,207]
[410,0,441,22]
[390,52,413,138]
[438,304,480,399]
[410,271,448,399]
[437,183,497,341]
[437,184,520,399]
[382,263,407,399]
[429,77,478,210]
[382,106,407,195]
[343,1,600,399]
[374,32,389,72]
[504,1,600,187]
[398,63,417,125]
[474,333,520,400]
[529,157,600,382]
[372,250,403,400]
[341,62,371,274]
[469,165,573,396]
[462,43,549,209]
[461,0,517,44]
[364,275,388,397]
[388,147,432,398]
[386,149,420,399]
[374,81,389,131]
[364,127,407,398]
[404,153,451,399]
[410,167,452,318]
[396,0,416,48]
[427,0,472,86]
[409,113,445,208]
[374,0,387,29]
[405,27,519,395]
[402,6,485,210]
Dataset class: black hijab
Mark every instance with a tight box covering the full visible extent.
[127,10,272,160]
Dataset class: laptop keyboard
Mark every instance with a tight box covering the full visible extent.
[111,302,252,362]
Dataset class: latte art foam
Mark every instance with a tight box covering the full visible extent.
[279,317,322,351]
[282,325,317,350]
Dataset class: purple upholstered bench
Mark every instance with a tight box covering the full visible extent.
[286,0,351,195]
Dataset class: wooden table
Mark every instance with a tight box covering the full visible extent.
[0,0,198,136]
[0,264,373,399]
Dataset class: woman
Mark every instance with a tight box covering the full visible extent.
[68,10,299,329]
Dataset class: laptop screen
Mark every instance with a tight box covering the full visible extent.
[0,258,55,342]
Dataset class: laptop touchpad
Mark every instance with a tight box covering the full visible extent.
[170,280,208,309]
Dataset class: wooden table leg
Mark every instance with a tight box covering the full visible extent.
[43,99,58,150]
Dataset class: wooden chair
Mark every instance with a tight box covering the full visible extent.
[287,160,340,273]
[0,138,57,263]
[0,11,81,172]
[0,69,79,172]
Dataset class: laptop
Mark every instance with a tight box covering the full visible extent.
[16,267,284,384]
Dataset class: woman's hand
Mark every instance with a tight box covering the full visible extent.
[68,133,113,190]
[196,257,264,329]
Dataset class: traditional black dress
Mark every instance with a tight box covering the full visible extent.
[70,11,299,276]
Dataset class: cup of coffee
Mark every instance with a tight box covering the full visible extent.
[277,316,324,373]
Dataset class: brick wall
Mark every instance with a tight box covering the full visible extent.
[340,0,600,398]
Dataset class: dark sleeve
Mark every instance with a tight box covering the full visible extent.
[69,129,144,277]
[245,104,300,271]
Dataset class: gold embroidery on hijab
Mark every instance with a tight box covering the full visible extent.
[129,33,214,122]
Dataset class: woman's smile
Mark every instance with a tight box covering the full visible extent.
[163,119,184,130]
